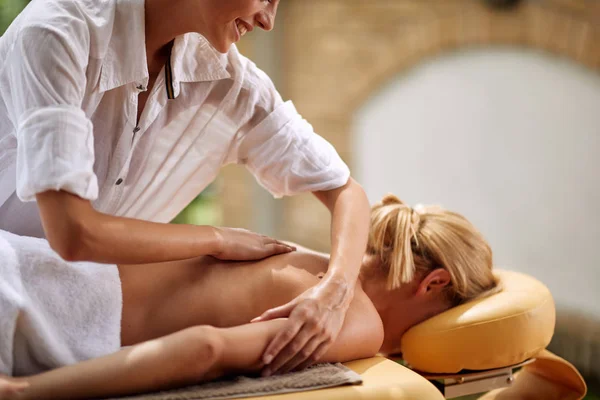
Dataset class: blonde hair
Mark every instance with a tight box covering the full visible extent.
[367,194,499,305]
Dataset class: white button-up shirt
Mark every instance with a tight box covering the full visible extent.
[0,0,350,238]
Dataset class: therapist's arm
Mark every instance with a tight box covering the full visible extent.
[253,177,371,375]
[36,190,294,264]
[313,176,370,300]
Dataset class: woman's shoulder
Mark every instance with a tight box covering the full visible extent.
[265,252,384,348]
[255,250,329,308]
[322,285,384,362]
[267,264,321,300]
[257,245,330,278]
[253,251,384,361]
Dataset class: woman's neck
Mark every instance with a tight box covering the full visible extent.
[144,0,204,67]
[358,254,392,318]
[358,254,440,353]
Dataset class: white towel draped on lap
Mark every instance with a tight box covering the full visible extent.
[0,230,122,376]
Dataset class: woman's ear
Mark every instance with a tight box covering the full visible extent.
[416,268,451,296]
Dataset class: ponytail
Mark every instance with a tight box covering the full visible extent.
[369,195,422,289]
[367,194,499,303]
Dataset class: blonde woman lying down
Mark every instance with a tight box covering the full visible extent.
[0,195,498,399]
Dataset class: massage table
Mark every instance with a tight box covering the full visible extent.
[244,270,588,400]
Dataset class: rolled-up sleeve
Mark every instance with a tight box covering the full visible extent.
[231,59,350,198]
[237,100,350,198]
[4,22,98,202]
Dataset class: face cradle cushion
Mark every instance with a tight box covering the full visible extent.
[400,270,556,373]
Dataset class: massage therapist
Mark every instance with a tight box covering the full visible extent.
[0,0,371,376]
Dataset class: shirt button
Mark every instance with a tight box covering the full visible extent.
[133,126,141,134]
[115,178,123,185]
[136,84,146,91]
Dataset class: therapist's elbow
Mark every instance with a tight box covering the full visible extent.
[36,190,95,262]
[51,232,89,262]
[46,219,92,262]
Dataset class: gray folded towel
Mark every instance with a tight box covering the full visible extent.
[108,363,363,400]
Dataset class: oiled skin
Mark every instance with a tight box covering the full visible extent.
[118,249,381,347]
[1,250,384,400]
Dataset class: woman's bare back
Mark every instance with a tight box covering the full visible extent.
[1,251,382,400]
[118,250,332,345]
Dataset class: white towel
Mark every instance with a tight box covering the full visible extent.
[0,230,122,376]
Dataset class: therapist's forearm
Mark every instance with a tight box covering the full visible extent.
[36,190,219,264]
[315,178,370,288]
[83,212,219,264]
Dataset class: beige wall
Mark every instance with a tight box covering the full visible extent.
[218,0,600,252]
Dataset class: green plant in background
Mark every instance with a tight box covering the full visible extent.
[171,183,223,226]
[0,0,29,34]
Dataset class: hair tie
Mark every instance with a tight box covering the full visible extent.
[413,203,426,215]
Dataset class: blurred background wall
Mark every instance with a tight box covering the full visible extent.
[355,47,600,318]
[2,0,599,396]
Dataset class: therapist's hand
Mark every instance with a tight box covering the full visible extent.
[252,275,353,376]
[211,227,296,261]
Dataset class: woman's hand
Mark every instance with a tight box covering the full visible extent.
[211,227,296,261]
[0,375,29,399]
[251,275,354,376]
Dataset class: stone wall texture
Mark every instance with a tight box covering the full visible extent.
[220,0,600,250]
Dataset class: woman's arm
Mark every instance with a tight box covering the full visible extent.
[11,323,281,400]
[9,325,242,400]
[10,294,381,400]
[36,190,294,264]
[219,294,382,378]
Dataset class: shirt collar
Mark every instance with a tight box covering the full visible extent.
[100,0,230,96]
[166,33,231,99]
[100,0,149,93]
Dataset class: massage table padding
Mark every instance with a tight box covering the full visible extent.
[401,269,556,373]
[242,357,445,400]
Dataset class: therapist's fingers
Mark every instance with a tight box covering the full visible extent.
[262,302,324,375]
[261,237,296,253]
[261,317,304,369]
[278,335,325,375]
[251,301,295,323]
[213,228,295,260]
[293,340,331,372]
[263,243,296,257]
[254,235,295,258]
[263,321,317,376]
[261,236,295,247]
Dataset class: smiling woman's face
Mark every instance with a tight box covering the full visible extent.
[199,0,279,53]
